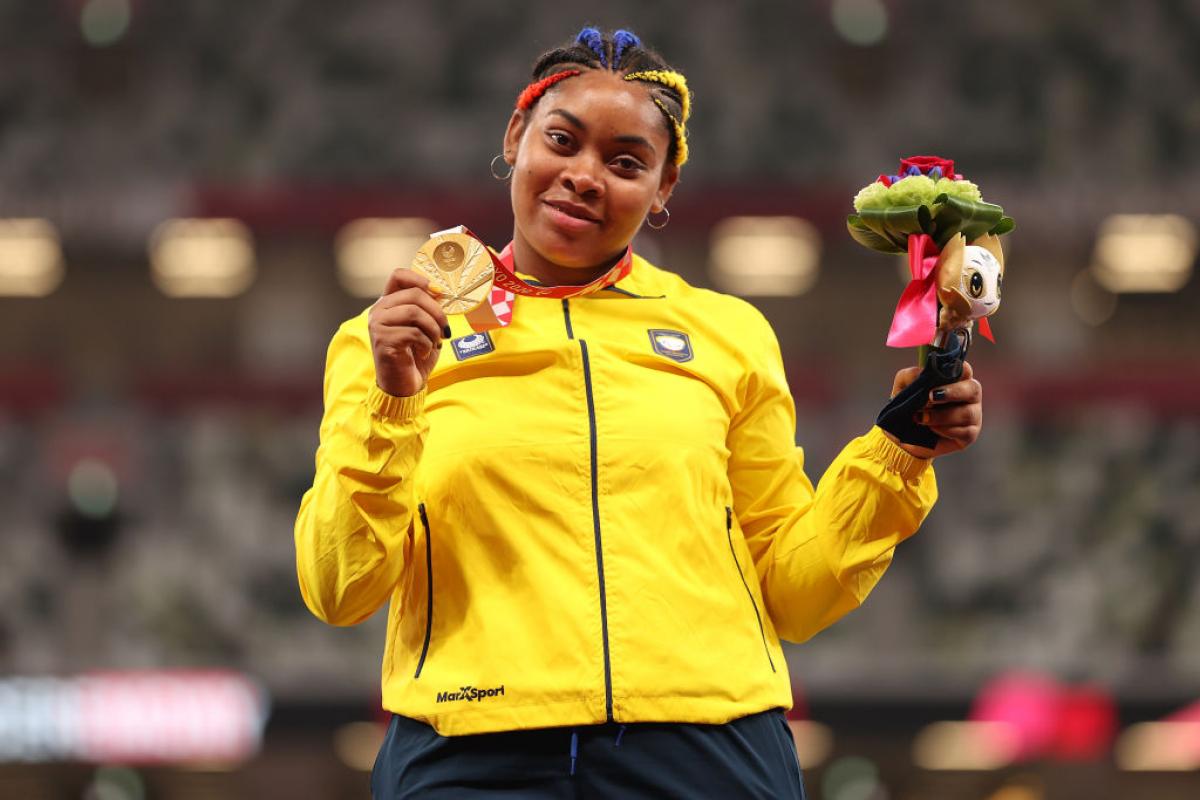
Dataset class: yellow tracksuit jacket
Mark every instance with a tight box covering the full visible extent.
[295,255,938,736]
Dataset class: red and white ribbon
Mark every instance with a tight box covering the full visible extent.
[444,226,633,332]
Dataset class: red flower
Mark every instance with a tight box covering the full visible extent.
[900,155,955,177]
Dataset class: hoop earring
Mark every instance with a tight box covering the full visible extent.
[490,154,513,181]
[646,207,670,230]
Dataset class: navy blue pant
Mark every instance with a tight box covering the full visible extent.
[371,709,806,799]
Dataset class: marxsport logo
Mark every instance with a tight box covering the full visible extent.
[436,685,505,704]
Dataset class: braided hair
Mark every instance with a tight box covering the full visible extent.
[518,27,691,167]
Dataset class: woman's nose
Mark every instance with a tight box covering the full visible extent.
[561,156,604,197]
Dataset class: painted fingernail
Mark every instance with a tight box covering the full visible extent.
[442,325,452,339]
[931,389,947,402]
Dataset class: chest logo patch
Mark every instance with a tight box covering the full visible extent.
[451,332,495,361]
[648,329,693,363]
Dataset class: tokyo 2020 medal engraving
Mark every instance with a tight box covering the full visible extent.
[410,231,495,315]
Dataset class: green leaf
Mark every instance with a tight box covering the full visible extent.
[929,196,1006,248]
[848,186,1014,258]
[990,217,1016,236]
[847,216,904,253]
[857,205,931,250]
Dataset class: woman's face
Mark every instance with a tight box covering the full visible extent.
[503,70,680,273]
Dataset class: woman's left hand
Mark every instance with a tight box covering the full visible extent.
[887,361,983,459]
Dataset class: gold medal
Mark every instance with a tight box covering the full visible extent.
[409,229,494,315]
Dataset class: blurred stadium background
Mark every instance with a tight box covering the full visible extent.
[1,1,1198,798]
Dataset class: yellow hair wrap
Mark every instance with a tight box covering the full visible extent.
[624,70,691,166]
[652,98,688,166]
[623,70,691,122]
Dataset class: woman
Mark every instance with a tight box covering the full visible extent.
[295,27,981,799]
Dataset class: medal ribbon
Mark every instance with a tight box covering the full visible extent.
[492,241,632,299]
[440,225,633,331]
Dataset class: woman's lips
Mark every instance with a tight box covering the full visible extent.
[543,201,600,232]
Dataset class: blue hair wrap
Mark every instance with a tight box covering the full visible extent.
[612,29,641,65]
[576,27,607,67]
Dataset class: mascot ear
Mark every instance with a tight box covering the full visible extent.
[935,233,965,292]
[971,233,1005,276]
[935,234,971,320]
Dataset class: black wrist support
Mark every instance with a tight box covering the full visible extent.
[875,329,968,449]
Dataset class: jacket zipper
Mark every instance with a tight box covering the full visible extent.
[565,299,615,721]
[561,297,575,339]
[414,503,434,679]
[726,506,776,672]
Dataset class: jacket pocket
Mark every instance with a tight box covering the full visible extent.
[414,503,434,679]
[726,506,776,672]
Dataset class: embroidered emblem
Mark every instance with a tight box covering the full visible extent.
[648,329,693,363]
[451,332,495,361]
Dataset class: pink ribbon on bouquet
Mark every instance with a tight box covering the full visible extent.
[886,233,993,348]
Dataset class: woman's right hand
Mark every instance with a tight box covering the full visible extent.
[368,268,451,397]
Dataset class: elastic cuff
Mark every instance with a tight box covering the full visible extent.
[366,385,426,421]
[866,426,932,481]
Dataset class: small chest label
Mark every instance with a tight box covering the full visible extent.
[451,332,495,361]
[648,329,693,363]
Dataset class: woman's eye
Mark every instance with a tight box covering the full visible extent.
[547,131,572,148]
[611,156,643,173]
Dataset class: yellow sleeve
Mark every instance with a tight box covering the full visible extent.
[726,314,938,644]
[294,316,427,626]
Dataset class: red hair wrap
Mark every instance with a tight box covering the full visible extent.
[515,70,582,111]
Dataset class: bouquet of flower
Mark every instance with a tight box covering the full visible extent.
[847,155,1014,349]
[849,156,1015,448]
[847,155,1013,254]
